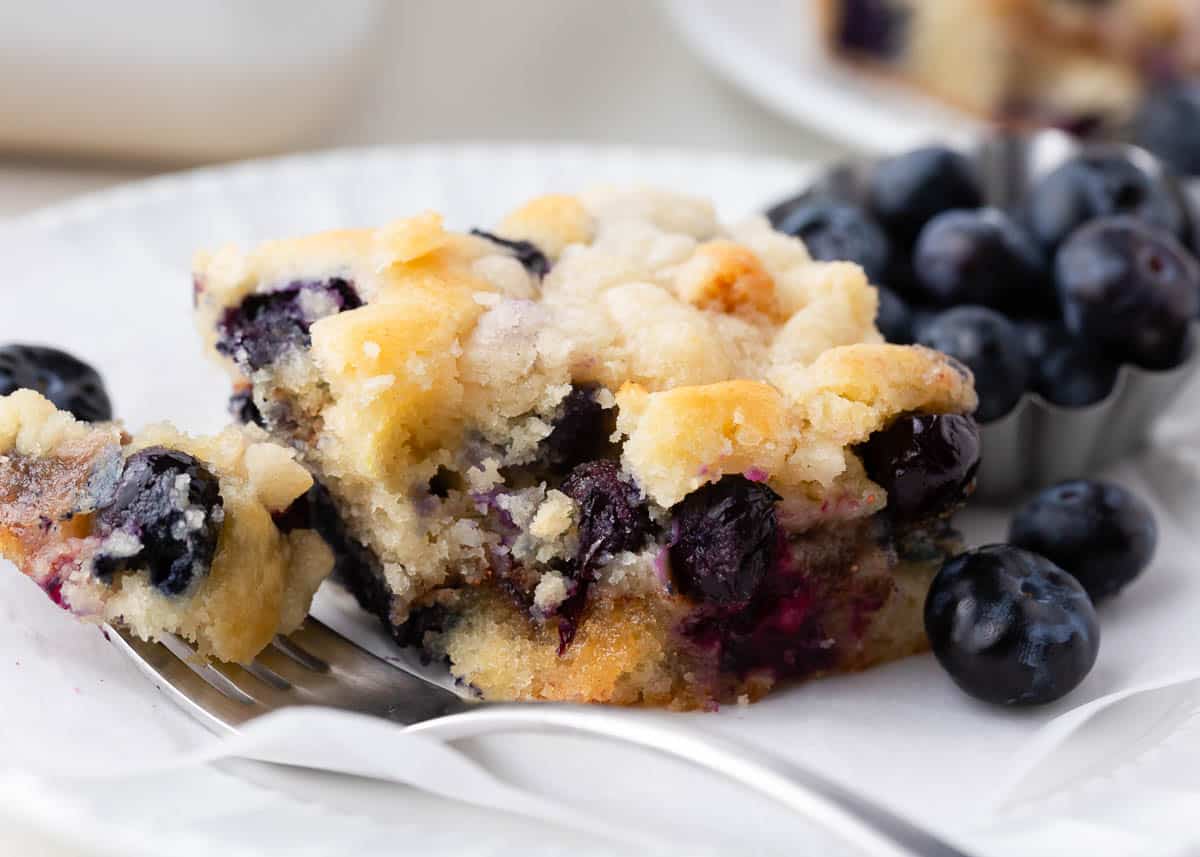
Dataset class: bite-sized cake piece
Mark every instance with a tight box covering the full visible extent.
[0,389,332,662]
[820,0,1200,128]
[193,188,979,708]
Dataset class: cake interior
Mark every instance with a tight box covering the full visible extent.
[273,396,966,709]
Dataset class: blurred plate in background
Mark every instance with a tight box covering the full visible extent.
[663,0,983,154]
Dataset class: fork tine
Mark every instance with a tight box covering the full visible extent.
[106,618,476,735]
[239,660,292,691]
[158,634,257,704]
[270,635,329,672]
[109,630,260,734]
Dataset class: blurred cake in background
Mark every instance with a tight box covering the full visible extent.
[820,0,1200,132]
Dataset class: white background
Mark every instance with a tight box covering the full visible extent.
[0,0,845,220]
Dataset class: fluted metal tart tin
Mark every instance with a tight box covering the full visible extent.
[786,130,1200,501]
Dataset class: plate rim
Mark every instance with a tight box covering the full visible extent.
[662,0,986,154]
[0,140,813,236]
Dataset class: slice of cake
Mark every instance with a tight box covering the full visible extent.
[0,389,332,662]
[191,188,980,709]
[820,0,1200,129]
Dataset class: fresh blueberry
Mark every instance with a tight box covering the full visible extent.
[228,389,264,427]
[92,448,225,596]
[910,307,939,342]
[1018,319,1069,367]
[1055,216,1200,369]
[924,545,1100,706]
[542,385,616,474]
[668,476,781,607]
[917,307,1031,422]
[216,279,361,372]
[771,199,892,283]
[1018,318,1119,405]
[857,413,981,522]
[867,146,983,246]
[1034,342,1119,406]
[876,286,914,343]
[913,208,1049,312]
[1025,153,1187,251]
[1009,480,1157,601]
[471,229,550,279]
[0,344,112,422]
[1132,81,1200,177]
[765,170,859,226]
[560,460,652,569]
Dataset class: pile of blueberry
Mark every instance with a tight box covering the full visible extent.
[768,144,1200,421]
[926,479,1157,706]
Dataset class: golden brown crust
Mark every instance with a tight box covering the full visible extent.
[497,194,594,259]
[674,239,781,321]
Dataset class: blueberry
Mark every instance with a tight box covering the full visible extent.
[560,460,651,569]
[910,307,939,342]
[924,545,1100,706]
[857,413,981,522]
[867,146,983,246]
[1034,342,1119,406]
[771,199,891,283]
[228,389,264,427]
[1055,216,1200,369]
[276,481,392,624]
[1018,320,1120,406]
[275,479,394,627]
[471,229,550,279]
[1133,81,1200,176]
[917,307,1031,422]
[913,208,1049,312]
[1025,153,1187,251]
[765,171,858,226]
[876,286,914,343]
[92,448,225,596]
[0,344,112,422]
[831,0,911,58]
[557,459,651,652]
[216,279,361,372]
[1018,319,1069,367]
[541,385,616,474]
[1009,480,1157,601]
[668,476,781,607]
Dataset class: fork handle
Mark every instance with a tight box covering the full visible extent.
[410,705,972,857]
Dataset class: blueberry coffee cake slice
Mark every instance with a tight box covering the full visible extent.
[0,389,332,662]
[820,0,1200,128]
[193,188,980,708]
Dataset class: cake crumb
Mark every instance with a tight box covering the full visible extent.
[529,489,575,540]
[532,570,569,614]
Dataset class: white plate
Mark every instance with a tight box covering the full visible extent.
[663,0,985,154]
[3,143,1200,857]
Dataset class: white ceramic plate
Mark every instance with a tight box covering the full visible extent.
[663,0,985,153]
[3,144,1200,857]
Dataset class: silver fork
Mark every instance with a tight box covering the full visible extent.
[108,618,973,857]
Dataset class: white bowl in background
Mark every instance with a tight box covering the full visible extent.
[0,0,389,162]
